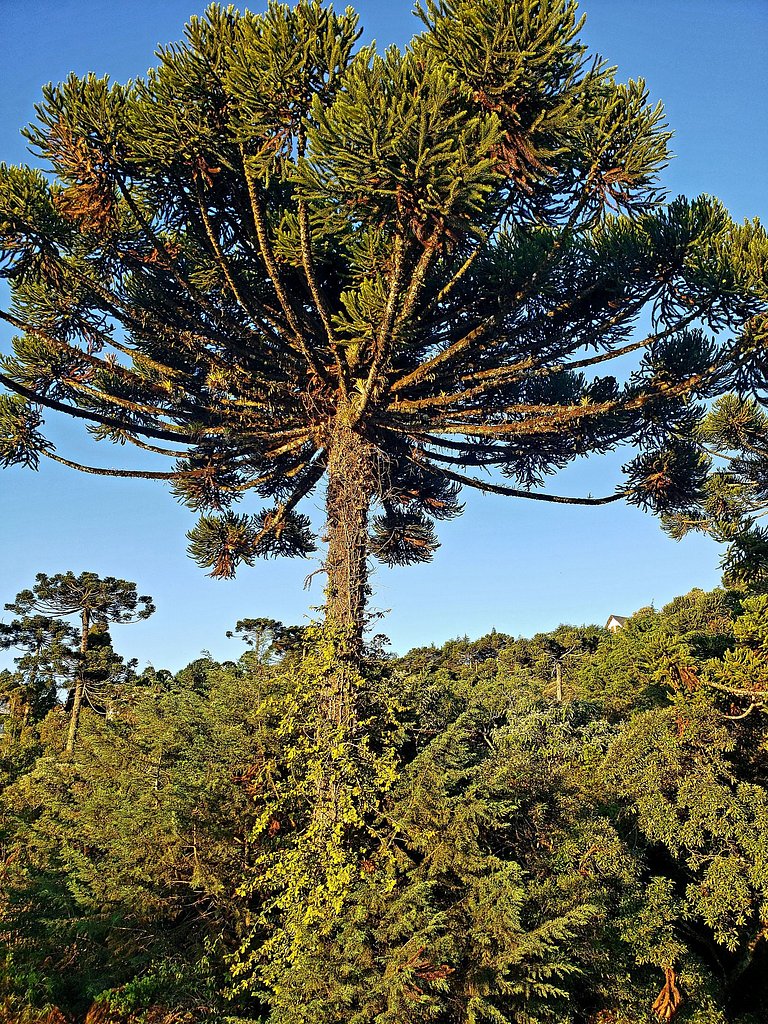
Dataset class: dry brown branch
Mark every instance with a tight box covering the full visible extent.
[652,965,682,1020]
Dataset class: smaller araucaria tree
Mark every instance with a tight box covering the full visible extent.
[0,613,78,732]
[4,572,154,751]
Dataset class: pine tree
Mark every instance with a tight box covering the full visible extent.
[0,613,78,733]
[4,573,154,752]
[0,1,766,735]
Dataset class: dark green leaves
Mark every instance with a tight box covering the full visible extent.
[187,508,315,578]
[369,508,439,566]
[7,571,155,624]
[624,441,709,514]
[0,395,52,469]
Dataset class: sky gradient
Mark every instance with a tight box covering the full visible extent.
[1,0,767,670]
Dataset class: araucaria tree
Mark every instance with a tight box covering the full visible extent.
[3,573,154,751]
[1,0,766,730]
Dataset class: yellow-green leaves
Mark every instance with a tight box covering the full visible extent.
[302,45,502,242]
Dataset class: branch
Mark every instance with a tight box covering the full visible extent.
[248,451,327,547]
[706,680,768,699]
[390,316,495,394]
[460,299,701,395]
[394,286,680,411]
[722,703,758,721]
[417,458,624,505]
[298,197,348,399]
[119,434,184,457]
[116,175,219,312]
[192,174,274,332]
[0,309,200,411]
[263,432,313,459]
[390,196,592,394]
[0,370,201,444]
[241,150,329,383]
[56,254,265,380]
[234,453,316,494]
[358,220,454,422]
[53,377,200,424]
[353,233,409,422]
[42,450,178,480]
[114,174,302,376]
[395,371,709,440]
[432,205,507,309]
[187,178,305,364]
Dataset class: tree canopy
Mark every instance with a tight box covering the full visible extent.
[1,8,768,1008]
[2,579,768,1022]
[3,572,154,750]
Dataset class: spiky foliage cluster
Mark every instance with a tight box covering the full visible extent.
[658,395,768,594]
[7,572,155,626]
[1,1,766,582]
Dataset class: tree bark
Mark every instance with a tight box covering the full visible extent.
[322,412,376,729]
[65,609,89,753]
[308,413,377,827]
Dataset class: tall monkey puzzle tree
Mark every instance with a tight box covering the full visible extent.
[0,0,766,734]
[4,573,154,751]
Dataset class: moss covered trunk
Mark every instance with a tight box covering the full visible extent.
[322,414,375,729]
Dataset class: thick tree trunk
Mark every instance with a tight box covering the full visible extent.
[65,609,89,753]
[309,414,376,827]
[322,414,375,729]
[324,415,374,638]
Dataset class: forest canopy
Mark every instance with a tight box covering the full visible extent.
[2,579,768,1022]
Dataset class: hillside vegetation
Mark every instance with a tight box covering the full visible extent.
[1,585,767,1023]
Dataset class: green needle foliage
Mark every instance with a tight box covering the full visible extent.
[1,582,768,1021]
[0,614,78,733]
[0,0,765,677]
[661,396,768,594]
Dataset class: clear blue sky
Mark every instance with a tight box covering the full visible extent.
[1,1,766,670]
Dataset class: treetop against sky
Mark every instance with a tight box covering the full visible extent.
[0,0,767,671]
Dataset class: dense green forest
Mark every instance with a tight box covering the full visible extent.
[2,577,767,1023]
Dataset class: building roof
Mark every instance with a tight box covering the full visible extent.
[605,614,628,629]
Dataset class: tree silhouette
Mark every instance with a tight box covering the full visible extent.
[0,613,78,732]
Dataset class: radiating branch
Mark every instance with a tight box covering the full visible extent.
[298,197,348,399]
[418,457,624,505]
[42,450,178,480]
[241,150,329,384]
[0,370,201,444]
